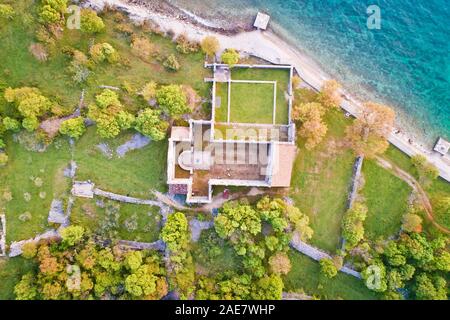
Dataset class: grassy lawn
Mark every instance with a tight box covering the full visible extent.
[0,134,72,242]
[192,229,242,276]
[70,197,161,242]
[230,68,290,124]
[362,160,412,240]
[214,82,228,122]
[229,82,275,124]
[383,145,450,232]
[0,257,36,300]
[283,250,379,300]
[0,0,211,116]
[427,178,450,229]
[73,128,168,197]
[289,109,355,253]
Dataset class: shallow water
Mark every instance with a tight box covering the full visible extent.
[168,0,450,146]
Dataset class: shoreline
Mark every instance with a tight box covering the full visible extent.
[84,0,450,182]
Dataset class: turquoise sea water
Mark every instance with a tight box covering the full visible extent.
[170,0,449,145]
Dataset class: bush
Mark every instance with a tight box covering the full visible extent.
[89,43,119,64]
[80,9,105,33]
[61,226,85,246]
[221,48,240,66]
[0,4,14,20]
[163,54,180,71]
[22,117,40,132]
[22,242,38,259]
[320,258,338,278]
[268,252,292,275]
[134,108,168,141]
[175,34,199,54]
[141,81,157,101]
[156,85,189,118]
[411,155,439,184]
[131,36,154,61]
[402,213,423,233]
[3,117,21,132]
[59,117,86,139]
[342,202,367,250]
[0,152,8,166]
[201,36,220,57]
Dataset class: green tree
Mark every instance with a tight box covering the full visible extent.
[201,36,220,57]
[268,252,292,275]
[61,226,85,246]
[14,273,38,300]
[0,4,14,20]
[141,81,157,101]
[251,274,283,300]
[3,117,21,132]
[124,251,143,272]
[163,54,180,71]
[59,117,86,139]
[161,212,189,252]
[156,85,189,118]
[320,258,338,278]
[402,213,423,233]
[415,274,447,300]
[0,152,8,166]
[341,202,367,250]
[411,155,439,185]
[21,242,38,259]
[80,9,105,33]
[89,43,119,64]
[134,108,168,141]
[221,48,240,66]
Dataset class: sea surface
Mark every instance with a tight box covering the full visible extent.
[168,0,450,146]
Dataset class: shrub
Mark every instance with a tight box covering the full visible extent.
[3,117,21,132]
[402,213,423,233]
[268,252,292,275]
[59,117,86,139]
[80,9,105,33]
[89,43,119,64]
[175,34,199,54]
[320,258,338,278]
[22,117,40,132]
[342,202,368,250]
[318,79,342,109]
[163,54,180,71]
[411,155,439,184]
[201,36,220,57]
[28,43,48,62]
[156,85,189,118]
[61,226,85,246]
[0,4,14,20]
[141,81,157,101]
[134,108,168,141]
[22,242,38,259]
[221,48,239,66]
[0,152,8,166]
[131,36,154,60]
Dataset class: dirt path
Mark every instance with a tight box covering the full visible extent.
[376,157,450,234]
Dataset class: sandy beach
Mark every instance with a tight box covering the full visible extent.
[84,0,450,182]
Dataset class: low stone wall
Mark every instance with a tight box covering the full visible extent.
[0,214,6,256]
[290,234,361,279]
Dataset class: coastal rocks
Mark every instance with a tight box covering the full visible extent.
[116,133,151,157]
